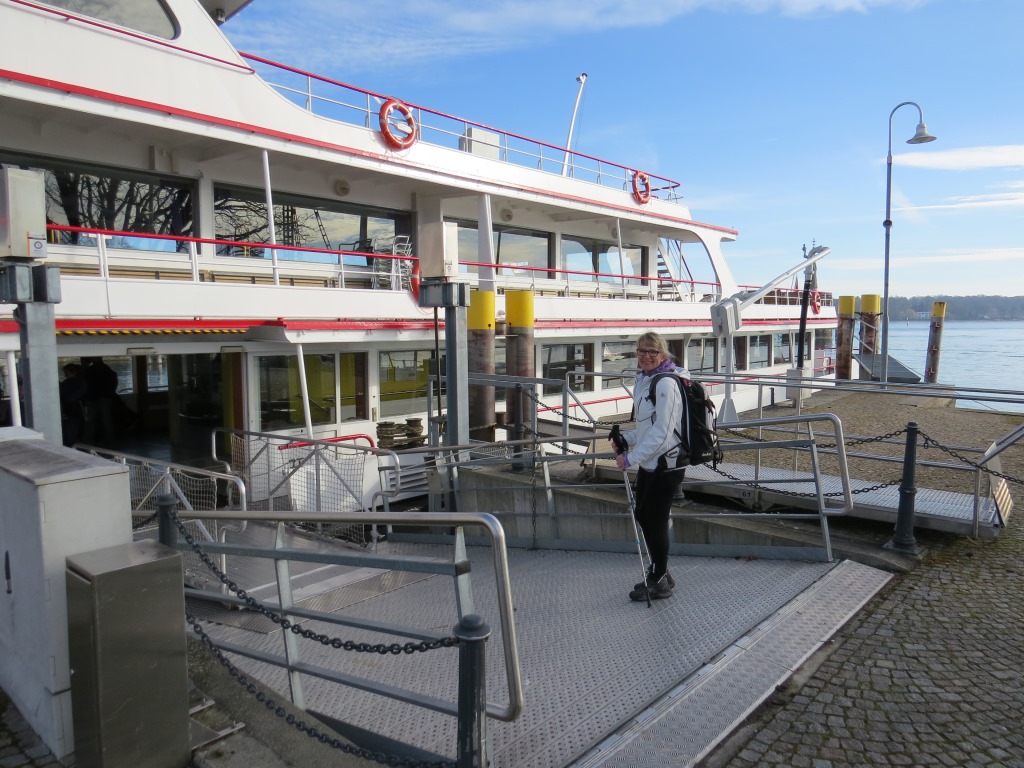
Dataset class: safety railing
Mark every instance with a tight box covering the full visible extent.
[158,501,523,768]
[76,445,249,589]
[240,53,682,203]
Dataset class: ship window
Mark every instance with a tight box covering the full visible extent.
[446,220,551,277]
[687,338,717,373]
[733,337,748,370]
[39,0,177,39]
[600,341,636,390]
[773,333,792,365]
[749,335,771,369]
[257,354,338,431]
[1,153,195,250]
[378,350,437,418]
[541,343,594,395]
[560,234,644,285]
[815,329,836,376]
[214,186,410,267]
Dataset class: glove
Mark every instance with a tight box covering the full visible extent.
[610,424,628,455]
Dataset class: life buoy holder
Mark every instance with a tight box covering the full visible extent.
[811,291,822,314]
[409,260,421,304]
[631,171,651,205]
[379,98,417,150]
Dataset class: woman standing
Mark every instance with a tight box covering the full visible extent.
[612,331,688,601]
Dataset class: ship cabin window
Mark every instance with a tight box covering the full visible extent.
[561,235,644,285]
[39,0,178,39]
[541,344,594,395]
[749,334,771,369]
[213,186,411,267]
[256,353,366,431]
[815,329,836,375]
[773,333,793,365]
[1,154,195,250]
[687,338,717,373]
[378,350,438,418]
[447,220,552,278]
[733,337,748,370]
[600,341,637,390]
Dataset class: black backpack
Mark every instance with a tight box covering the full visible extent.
[650,373,723,470]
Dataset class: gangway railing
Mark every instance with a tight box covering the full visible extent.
[158,504,523,765]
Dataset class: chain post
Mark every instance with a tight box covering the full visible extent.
[886,421,923,555]
[157,492,178,548]
[454,614,490,768]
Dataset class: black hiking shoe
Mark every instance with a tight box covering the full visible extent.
[629,573,673,602]
[633,567,675,591]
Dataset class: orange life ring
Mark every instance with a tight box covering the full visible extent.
[379,98,417,150]
[409,260,421,303]
[811,291,822,314]
[631,171,651,205]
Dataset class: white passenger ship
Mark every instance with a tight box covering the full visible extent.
[0,0,837,466]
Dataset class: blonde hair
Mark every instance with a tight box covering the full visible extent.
[636,331,674,360]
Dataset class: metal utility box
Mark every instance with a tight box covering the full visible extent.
[66,540,190,768]
[0,433,131,759]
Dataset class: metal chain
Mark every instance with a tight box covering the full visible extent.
[187,613,456,768]
[171,511,458,654]
[918,429,1024,485]
[702,462,902,498]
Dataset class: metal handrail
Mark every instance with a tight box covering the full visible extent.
[171,507,524,723]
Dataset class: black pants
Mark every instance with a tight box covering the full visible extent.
[634,467,683,579]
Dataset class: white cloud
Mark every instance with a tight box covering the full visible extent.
[230,0,933,72]
[896,145,1024,171]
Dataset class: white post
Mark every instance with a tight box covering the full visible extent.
[6,351,20,426]
[561,73,588,177]
[261,149,280,286]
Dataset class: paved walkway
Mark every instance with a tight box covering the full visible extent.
[712,518,1024,768]
[0,692,61,767]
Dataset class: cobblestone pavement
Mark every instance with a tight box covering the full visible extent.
[713,518,1024,768]
[0,691,61,768]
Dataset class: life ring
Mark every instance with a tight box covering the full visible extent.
[409,260,421,303]
[811,291,822,314]
[631,171,651,205]
[378,98,417,150]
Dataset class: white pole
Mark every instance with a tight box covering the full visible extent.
[295,344,314,440]
[561,73,588,177]
[6,351,21,427]
[261,149,280,286]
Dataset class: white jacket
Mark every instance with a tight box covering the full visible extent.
[624,365,689,471]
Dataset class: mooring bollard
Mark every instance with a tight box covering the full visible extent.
[454,613,490,768]
[157,492,178,548]
[886,421,921,554]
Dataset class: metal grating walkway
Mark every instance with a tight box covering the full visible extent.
[197,544,892,767]
[680,460,1005,538]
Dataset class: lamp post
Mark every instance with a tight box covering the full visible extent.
[880,101,936,383]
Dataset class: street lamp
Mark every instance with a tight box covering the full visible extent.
[880,101,936,383]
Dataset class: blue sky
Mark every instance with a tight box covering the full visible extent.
[224,0,1024,298]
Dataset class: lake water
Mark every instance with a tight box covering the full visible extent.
[884,320,1024,412]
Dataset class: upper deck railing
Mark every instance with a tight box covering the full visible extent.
[240,53,683,203]
[45,224,835,311]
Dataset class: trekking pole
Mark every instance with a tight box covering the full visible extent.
[612,425,651,608]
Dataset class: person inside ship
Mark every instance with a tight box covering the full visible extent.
[610,331,688,601]
[83,356,120,446]
[59,363,88,447]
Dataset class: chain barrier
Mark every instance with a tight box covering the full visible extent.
[712,426,909,499]
[714,422,1024,497]
[187,613,456,768]
[171,510,458,654]
[918,429,1024,486]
